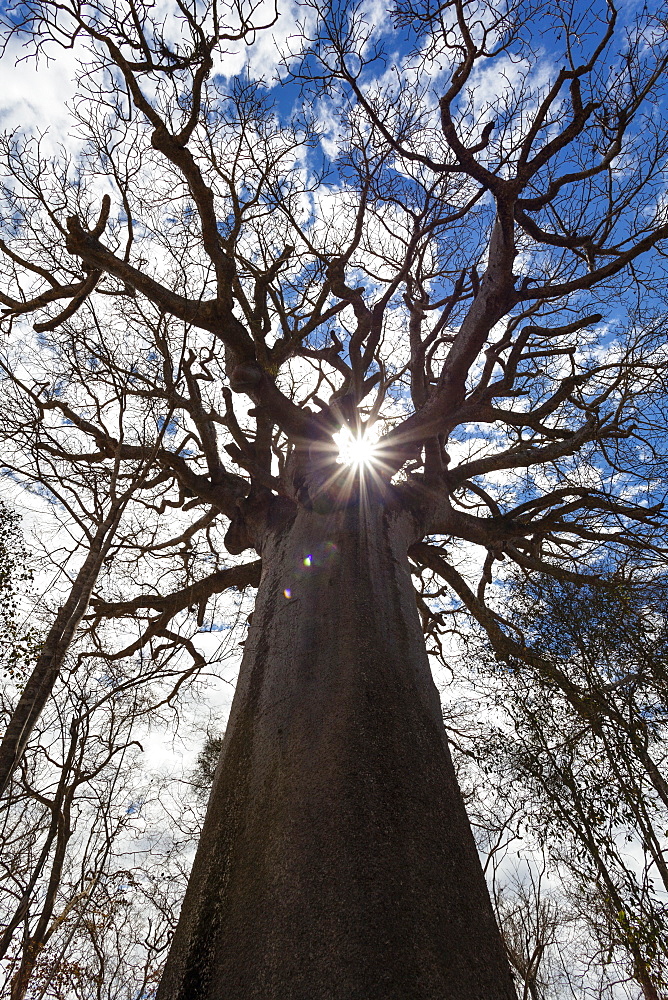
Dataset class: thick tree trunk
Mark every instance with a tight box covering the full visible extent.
[158,499,517,1000]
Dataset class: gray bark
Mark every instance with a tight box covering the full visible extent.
[158,499,517,1000]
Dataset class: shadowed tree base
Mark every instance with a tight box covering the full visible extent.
[157,500,517,1000]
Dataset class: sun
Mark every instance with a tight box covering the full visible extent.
[334,426,378,470]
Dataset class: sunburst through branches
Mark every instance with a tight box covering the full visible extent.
[334,426,379,471]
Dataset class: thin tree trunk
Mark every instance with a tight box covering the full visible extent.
[0,506,123,796]
[158,500,517,1000]
[635,960,661,1000]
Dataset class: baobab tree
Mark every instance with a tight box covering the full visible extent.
[1,0,668,996]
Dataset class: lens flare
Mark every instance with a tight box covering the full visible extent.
[334,426,378,470]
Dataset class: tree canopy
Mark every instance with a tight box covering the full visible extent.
[0,0,666,605]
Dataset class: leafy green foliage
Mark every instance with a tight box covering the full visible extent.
[0,500,37,683]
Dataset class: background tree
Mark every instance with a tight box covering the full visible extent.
[0,0,668,996]
[0,644,205,1000]
[449,572,668,1000]
[0,501,37,688]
